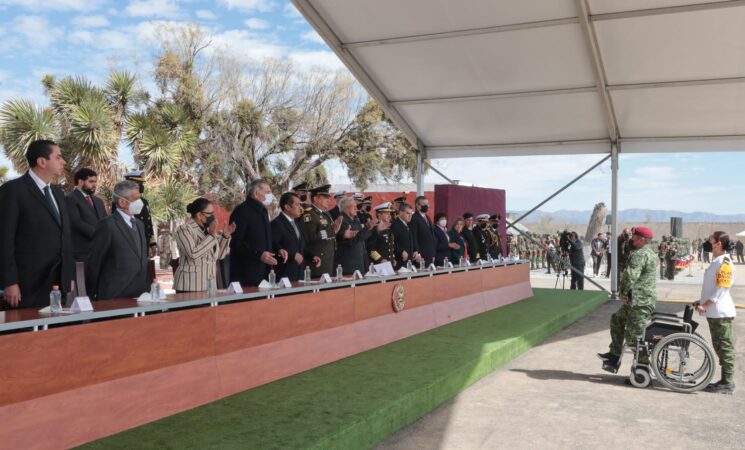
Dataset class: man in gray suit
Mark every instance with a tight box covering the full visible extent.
[86,180,149,300]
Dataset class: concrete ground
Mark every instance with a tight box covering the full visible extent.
[377,272,745,449]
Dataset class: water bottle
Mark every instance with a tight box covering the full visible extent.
[459,256,464,267]
[368,262,375,275]
[50,285,62,313]
[406,260,413,271]
[419,259,425,271]
[303,266,311,282]
[268,269,276,288]
[443,257,449,268]
[487,254,493,264]
[207,276,217,296]
[336,264,343,281]
[150,282,161,300]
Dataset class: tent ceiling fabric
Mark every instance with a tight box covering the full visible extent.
[292,0,745,157]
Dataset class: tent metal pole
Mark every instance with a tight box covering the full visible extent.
[610,142,619,300]
[416,144,425,196]
[507,154,611,230]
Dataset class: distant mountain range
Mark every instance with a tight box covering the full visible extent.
[509,209,745,224]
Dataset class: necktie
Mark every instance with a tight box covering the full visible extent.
[291,219,300,239]
[85,195,94,209]
[44,185,61,225]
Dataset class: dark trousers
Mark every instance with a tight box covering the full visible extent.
[570,263,585,290]
[605,252,612,277]
[737,252,744,264]
[591,253,603,276]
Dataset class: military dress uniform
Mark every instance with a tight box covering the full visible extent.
[301,204,336,278]
[665,240,678,280]
[369,202,396,266]
[606,227,657,366]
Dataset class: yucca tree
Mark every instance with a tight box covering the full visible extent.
[0,72,148,189]
[105,70,149,147]
[0,99,58,171]
[146,177,197,224]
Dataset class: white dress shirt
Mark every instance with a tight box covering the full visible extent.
[29,169,59,213]
[117,208,135,228]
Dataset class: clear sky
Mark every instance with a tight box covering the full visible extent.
[1,0,743,215]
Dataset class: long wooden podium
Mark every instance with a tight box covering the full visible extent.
[0,262,530,449]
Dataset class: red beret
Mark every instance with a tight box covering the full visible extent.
[633,226,653,239]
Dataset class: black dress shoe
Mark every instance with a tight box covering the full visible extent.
[597,352,615,361]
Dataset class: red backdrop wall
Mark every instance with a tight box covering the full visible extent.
[434,184,507,256]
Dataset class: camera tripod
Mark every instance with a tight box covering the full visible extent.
[551,253,570,289]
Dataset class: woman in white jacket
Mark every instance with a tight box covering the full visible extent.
[174,198,234,292]
[694,231,737,394]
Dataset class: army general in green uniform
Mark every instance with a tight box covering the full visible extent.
[301,184,341,278]
[598,226,657,372]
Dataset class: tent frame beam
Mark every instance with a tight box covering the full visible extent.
[576,0,619,143]
[291,0,421,147]
[507,154,611,230]
[391,76,745,106]
[341,1,745,49]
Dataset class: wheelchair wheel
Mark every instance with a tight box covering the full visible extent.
[650,332,715,393]
[629,366,651,388]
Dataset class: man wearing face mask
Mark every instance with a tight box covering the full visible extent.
[86,180,149,300]
[230,179,280,287]
[66,168,107,263]
[460,213,480,262]
[124,171,157,260]
[410,196,436,265]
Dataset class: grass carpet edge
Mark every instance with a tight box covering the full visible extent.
[310,289,608,450]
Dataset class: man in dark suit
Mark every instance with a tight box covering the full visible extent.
[461,213,480,262]
[409,195,436,265]
[0,140,75,308]
[66,167,107,262]
[391,203,421,269]
[86,180,149,300]
[230,179,279,287]
[272,192,319,281]
[335,197,371,274]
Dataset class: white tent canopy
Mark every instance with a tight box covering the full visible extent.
[293,0,745,158]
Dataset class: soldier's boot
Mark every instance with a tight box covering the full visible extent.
[705,373,736,394]
[600,353,621,373]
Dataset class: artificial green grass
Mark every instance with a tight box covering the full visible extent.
[81,288,607,450]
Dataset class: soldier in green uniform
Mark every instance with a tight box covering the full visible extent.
[598,226,657,372]
[368,202,396,266]
[301,184,342,277]
[665,237,678,280]
[292,182,311,212]
[487,214,502,259]
[657,236,668,280]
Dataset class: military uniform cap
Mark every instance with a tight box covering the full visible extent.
[362,195,373,204]
[332,190,347,199]
[310,184,332,197]
[489,214,499,221]
[374,202,394,213]
[476,214,490,221]
[292,182,309,192]
[634,226,653,239]
[352,193,364,201]
[392,195,407,204]
[124,170,145,182]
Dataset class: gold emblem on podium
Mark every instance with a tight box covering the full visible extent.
[391,284,405,312]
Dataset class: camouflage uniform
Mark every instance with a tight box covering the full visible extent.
[657,237,668,279]
[665,239,678,280]
[608,244,657,361]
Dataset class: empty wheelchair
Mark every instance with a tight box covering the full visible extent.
[627,305,715,393]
